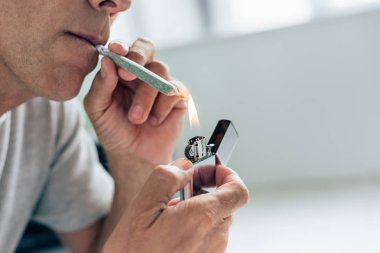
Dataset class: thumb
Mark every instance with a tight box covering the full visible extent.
[133,158,193,225]
[84,56,119,120]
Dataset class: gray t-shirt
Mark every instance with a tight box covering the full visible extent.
[0,98,114,253]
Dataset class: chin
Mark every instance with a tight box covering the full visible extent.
[48,65,88,101]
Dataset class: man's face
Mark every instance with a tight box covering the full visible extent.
[0,0,130,101]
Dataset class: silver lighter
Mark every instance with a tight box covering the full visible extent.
[180,120,239,200]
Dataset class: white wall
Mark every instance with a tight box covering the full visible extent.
[156,10,380,186]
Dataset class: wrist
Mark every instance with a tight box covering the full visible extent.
[107,153,157,204]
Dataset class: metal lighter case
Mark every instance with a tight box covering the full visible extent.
[180,120,239,200]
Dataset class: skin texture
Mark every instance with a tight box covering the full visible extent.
[0,0,127,107]
[104,161,248,253]
[0,0,250,252]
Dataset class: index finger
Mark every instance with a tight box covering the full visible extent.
[119,38,155,81]
[108,41,135,82]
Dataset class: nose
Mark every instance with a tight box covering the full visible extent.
[89,0,131,15]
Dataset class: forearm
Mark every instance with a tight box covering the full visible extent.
[81,39,185,252]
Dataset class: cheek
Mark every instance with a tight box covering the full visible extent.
[0,16,55,94]
[0,2,46,54]
[0,8,98,101]
[3,38,97,101]
[17,64,85,101]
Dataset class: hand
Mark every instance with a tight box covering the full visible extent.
[84,39,187,166]
[102,159,250,253]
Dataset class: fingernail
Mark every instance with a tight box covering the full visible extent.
[131,105,143,121]
[171,158,193,169]
[111,40,129,51]
[111,39,125,45]
[120,42,129,51]
[149,116,159,126]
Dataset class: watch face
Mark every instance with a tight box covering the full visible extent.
[208,120,239,166]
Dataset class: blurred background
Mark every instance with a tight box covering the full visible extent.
[83,1,380,252]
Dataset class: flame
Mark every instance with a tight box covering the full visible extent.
[188,94,200,128]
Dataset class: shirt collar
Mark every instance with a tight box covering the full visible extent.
[0,112,9,127]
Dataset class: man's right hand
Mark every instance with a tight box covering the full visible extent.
[102,158,249,253]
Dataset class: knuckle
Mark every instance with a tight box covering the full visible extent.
[131,37,156,61]
[148,60,170,77]
[136,37,155,50]
[127,50,147,65]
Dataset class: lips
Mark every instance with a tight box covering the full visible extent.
[66,31,106,46]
